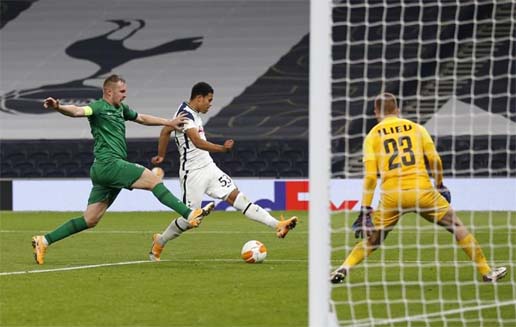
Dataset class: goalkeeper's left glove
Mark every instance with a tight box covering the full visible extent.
[437,184,451,203]
[352,206,375,239]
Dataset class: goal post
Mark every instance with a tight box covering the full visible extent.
[308,0,333,327]
[309,0,515,326]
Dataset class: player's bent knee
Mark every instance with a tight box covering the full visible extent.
[83,202,108,228]
[83,215,101,228]
[232,191,251,211]
[86,220,98,228]
[368,230,387,247]
[438,208,457,230]
[224,189,240,205]
[132,169,161,190]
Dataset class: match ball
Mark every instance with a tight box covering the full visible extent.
[151,167,164,179]
[241,240,267,263]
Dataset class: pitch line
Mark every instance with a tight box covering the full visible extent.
[0,258,307,276]
[343,299,516,327]
[0,260,159,276]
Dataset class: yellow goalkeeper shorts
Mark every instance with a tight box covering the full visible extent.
[373,188,450,230]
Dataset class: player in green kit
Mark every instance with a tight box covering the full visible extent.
[32,74,214,264]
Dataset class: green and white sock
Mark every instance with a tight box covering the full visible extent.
[152,183,191,218]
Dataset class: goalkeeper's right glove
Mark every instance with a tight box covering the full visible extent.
[437,184,451,203]
[352,206,374,239]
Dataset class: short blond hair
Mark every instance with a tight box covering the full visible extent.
[374,92,398,114]
[103,74,126,88]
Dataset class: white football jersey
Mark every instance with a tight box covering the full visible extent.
[173,102,214,171]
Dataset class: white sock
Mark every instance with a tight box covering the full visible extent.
[233,192,278,229]
[159,217,191,245]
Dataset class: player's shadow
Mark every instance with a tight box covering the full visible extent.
[1,19,203,114]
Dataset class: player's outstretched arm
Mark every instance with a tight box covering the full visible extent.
[185,128,234,153]
[419,126,450,202]
[152,126,174,164]
[426,142,450,203]
[425,148,444,186]
[43,97,89,117]
[419,125,444,186]
[135,112,187,129]
[361,160,377,207]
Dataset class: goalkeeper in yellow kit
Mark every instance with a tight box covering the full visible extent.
[330,93,507,283]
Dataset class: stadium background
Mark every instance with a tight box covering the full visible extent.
[1,0,514,182]
[1,0,514,188]
[0,1,515,327]
[0,0,309,182]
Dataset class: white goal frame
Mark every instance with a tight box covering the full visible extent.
[309,0,333,326]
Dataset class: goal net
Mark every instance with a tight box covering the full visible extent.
[309,0,515,326]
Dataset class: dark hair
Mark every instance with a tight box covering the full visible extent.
[103,74,126,88]
[190,82,213,100]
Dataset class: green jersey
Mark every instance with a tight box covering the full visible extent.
[85,99,138,162]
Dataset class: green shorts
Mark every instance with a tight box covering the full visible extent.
[87,159,145,206]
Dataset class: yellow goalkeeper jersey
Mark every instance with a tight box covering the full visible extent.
[363,116,441,191]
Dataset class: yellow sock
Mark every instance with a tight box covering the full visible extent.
[457,233,491,276]
[342,240,375,269]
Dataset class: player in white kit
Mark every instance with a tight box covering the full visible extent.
[148,82,298,261]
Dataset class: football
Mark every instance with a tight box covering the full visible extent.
[240,240,267,263]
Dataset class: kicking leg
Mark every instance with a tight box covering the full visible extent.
[149,175,214,262]
[32,201,108,265]
[228,189,298,238]
[132,169,193,219]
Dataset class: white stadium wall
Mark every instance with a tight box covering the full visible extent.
[11,178,516,211]
[0,0,308,140]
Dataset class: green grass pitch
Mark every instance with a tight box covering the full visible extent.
[1,211,514,326]
[0,211,308,327]
[331,211,516,327]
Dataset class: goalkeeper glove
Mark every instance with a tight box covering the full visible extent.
[437,184,451,203]
[352,206,374,239]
